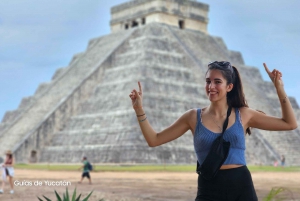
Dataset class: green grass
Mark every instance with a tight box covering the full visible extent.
[16,164,81,171]
[15,163,196,172]
[15,163,300,172]
[248,165,300,172]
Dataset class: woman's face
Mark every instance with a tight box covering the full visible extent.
[205,69,232,102]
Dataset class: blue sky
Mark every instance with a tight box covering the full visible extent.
[0,0,299,120]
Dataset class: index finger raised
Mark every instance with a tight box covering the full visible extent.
[263,63,271,74]
[138,81,143,93]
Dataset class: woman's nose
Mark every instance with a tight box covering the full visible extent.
[209,83,215,89]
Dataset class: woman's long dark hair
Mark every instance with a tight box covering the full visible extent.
[206,61,251,135]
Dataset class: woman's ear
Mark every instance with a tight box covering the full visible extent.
[227,83,233,92]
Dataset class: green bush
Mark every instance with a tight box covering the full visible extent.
[37,188,95,201]
[263,187,295,201]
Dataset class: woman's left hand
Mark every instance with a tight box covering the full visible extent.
[263,63,284,88]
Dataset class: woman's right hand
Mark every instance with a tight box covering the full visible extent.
[129,81,143,109]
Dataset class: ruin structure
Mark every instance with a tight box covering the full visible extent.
[0,0,300,166]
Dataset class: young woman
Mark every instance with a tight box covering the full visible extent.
[129,61,297,201]
[0,150,15,194]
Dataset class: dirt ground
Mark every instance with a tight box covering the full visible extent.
[0,169,299,201]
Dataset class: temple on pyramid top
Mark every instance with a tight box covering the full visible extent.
[110,0,209,33]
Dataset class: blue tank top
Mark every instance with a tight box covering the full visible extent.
[194,108,246,165]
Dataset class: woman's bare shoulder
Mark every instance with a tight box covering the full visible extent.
[239,106,264,114]
[186,108,203,116]
[184,109,199,133]
[238,107,262,125]
[238,106,253,113]
[185,108,197,119]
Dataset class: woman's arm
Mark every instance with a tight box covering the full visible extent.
[244,63,297,131]
[129,82,193,147]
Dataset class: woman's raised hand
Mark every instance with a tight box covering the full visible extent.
[263,63,284,88]
[129,81,143,109]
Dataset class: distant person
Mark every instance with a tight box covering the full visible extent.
[129,62,297,201]
[273,160,278,167]
[78,156,92,184]
[281,155,285,168]
[0,150,15,194]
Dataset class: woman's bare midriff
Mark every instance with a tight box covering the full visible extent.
[220,164,244,170]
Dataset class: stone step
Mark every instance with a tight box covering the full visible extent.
[50,127,142,146]
[169,26,231,63]
[1,96,37,126]
[103,63,194,82]
[51,66,77,82]
[258,129,300,165]
[61,107,205,131]
[80,95,207,115]
[114,49,186,67]
[94,76,205,93]
[128,36,177,51]
[39,144,196,163]
[129,35,176,44]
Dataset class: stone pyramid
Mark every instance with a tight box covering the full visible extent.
[0,0,299,166]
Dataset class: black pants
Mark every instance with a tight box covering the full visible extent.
[5,168,9,176]
[82,172,90,179]
[195,166,258,201]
